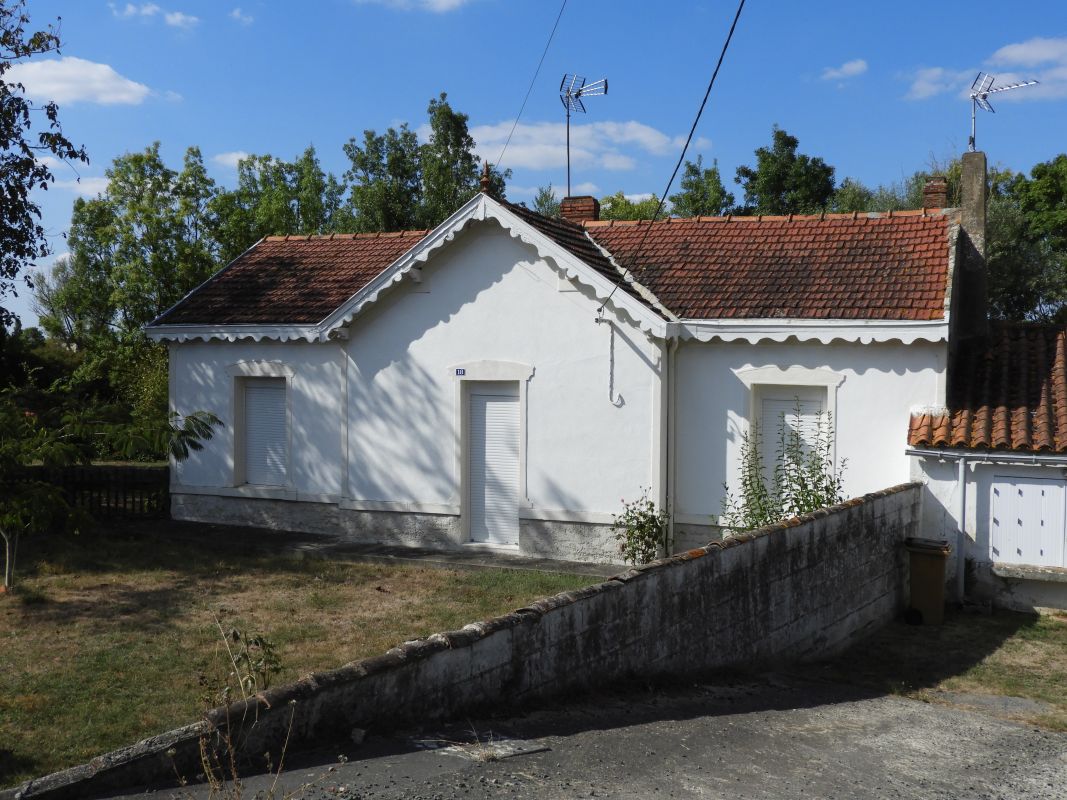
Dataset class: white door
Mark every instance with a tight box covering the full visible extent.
[468,385,520,545]
[990,476,1067,567]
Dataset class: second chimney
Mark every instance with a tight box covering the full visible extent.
[559,195,600,225]
[923,176,948,209]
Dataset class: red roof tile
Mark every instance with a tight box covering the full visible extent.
[154,232,428,325]
[152,203,953,327]
[908,323,1067,453]
[583,212,951,321]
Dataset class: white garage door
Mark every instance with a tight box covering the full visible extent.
[468,385,520,546]
[990,476,1067,567]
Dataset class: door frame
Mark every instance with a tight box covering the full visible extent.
[450,360,533,542]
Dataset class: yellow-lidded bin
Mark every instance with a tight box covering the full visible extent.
[905,537,950,625]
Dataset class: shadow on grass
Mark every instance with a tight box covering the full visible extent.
[809,607,1043,696]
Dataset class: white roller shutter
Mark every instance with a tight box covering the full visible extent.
[244,379,288,486]
[468,390,520,546]
[759,393,826,483]
[991,476,1066,567]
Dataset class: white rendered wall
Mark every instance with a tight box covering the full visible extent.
[169,340,344,497]
[343,221,661,518]
[674,339,946,525]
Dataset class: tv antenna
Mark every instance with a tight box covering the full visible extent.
[560,73,607,195]
[968,72,1038,151]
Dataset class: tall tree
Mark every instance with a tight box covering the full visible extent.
[598,192,661,221]
[0,0,88,325]
[344,125,423,233]
[734,127,835,215]
[532,184,560,217]
[669,156,734,217]
[213,146,348,262]
[344,94,509,232]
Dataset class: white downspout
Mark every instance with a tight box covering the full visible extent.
[666,337,679,548]
[956,455,968,603]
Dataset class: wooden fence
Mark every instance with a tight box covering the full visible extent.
[14,465,170,519]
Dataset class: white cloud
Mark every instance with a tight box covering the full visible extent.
[53,176,110,197]
[164,11,199,28]
[905,66,973,100]
[7,56,150,105]
[230,7,254,25]
[212,151,249,169]
[907,36,1067,101]
[163,90,183,102]
[110,3,161,17]
[821,58,867,81]
[990,37,1067,68]
[355,0,476,10]
[623,192,655,202]
[470,120,699,172]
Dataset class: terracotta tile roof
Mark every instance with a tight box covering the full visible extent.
[503,201,619,282]
[154,232,428,325]
[908,323,1067,453]
[582,211,952,320]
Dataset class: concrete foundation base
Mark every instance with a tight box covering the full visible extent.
[171,494,625,564]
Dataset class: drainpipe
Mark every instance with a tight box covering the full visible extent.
[666,337,680,548]
[956,455,967,603]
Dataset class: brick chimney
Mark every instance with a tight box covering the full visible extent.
[948,150,990,397]
[559,195,600,225]
[922,176,948,209]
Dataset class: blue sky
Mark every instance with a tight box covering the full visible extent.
[10,0,1067,326]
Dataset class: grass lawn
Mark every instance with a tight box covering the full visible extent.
[814,608,1067,730]
[0,525,594,788]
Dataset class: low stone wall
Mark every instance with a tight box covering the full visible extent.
[6,483,921,800]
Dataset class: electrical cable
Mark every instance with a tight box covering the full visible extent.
[597,0,746,314]
[495,0,568,170]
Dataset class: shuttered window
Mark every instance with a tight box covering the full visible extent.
[757,387,827,483]
[243,378,288,486]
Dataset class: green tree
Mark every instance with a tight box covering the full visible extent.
[599,191,661,221]
[531,184,560,217]
[344,94,509,232]
[0,0,88,326]
[344,124,424,233]
[734,127,835,215]
[1014,154,1067,255]
[212,146,348,263]
[668,156,734,217]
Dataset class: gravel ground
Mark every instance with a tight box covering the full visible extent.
[105,674,1067,800]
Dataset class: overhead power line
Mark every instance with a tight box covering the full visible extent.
[495,0,568,170]
[598,0,746,314]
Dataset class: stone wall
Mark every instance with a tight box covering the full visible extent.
[6,484,921,800]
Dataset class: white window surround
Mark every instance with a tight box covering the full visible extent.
[450,361,534,539]
[733,365,846,466]
[228,361,295,489]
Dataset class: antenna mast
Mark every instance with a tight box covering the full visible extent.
[560,73,608,195]
[968,72,1038,151]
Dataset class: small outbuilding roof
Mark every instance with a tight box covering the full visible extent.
[908,322,1067,453]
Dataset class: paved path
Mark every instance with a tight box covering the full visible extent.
[105,674,1067,800]
[138,519,621,578]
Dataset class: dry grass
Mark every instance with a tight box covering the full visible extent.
[0,526,594,788]
[814,608,1067,730]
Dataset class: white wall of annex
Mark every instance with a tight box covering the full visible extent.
[344,221,661,514]
[169,339,344,495]
[674,338,946,522]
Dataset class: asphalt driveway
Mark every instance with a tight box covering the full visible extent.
[103,673,1067,800]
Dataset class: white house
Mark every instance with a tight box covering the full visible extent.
[147,159,987,568]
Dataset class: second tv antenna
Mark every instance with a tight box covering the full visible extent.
[560,73,607,196]
[969,72,1038,151]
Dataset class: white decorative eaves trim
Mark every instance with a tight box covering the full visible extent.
[668,318,949,345]
[317,194,668,339]
[146,324,320,343]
